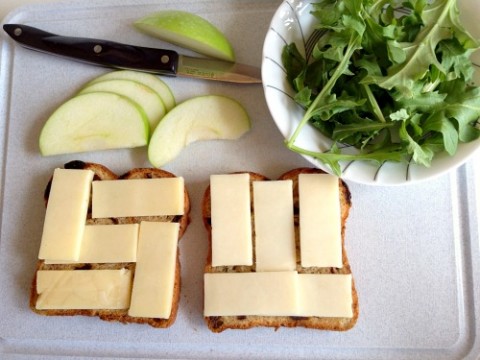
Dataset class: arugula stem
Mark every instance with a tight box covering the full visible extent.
[422,79,441,93]
[369,0,391,16]
[362,84,386,123]
[286,34,361,148]
[289,144,403,163]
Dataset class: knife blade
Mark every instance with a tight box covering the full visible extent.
[3,24,262,84]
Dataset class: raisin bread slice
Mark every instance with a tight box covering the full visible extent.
[30,160,190,328]
[202,168,358,332]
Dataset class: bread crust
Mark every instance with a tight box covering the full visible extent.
[31,160,190,328]
[202,168,358,332]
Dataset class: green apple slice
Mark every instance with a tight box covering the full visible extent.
[78,79,166,131]
[86,70,175,111]
[134,10,235,62]
[148,95,250,167]
[39,92,149,156]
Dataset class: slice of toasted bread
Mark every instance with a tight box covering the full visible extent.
[30,160,190,328]
[202,168,358,332]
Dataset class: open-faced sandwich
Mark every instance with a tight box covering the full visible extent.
[202,168,358,332]
[30,160,190,328]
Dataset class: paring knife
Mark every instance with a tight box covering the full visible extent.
[3,24,262,84]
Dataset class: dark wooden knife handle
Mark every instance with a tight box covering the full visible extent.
[3,24,179,76]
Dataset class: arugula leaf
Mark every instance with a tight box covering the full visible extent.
[332,120,394,142]
[422,112,458,155]
[281,43,306,88]
[289,143,405,177]
[364,0,456,96]
[439,38,476,81]
[308,94,366,121]
[399,120,435,166]
[440,80,480,142]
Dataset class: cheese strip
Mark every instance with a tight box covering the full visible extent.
[253,180,296,271]
[298,274,353,317]
[298,173,343,268]
[92,177,184,218]
[204,271,299,316]
[44,224,139,264]
[204,272,353,318]
[128,222,179,319]
[35,269,132,310]
[38,168,94,261]
[210,173,252,266]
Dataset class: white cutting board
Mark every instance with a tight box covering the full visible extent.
[0,1,479,359]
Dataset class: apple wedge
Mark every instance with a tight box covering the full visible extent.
[148,95,250,167]
[78,79,166,131]
[86,70,176,111]
[39,92,149,156]
[134,10,235,62]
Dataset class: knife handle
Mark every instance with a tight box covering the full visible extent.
[3,24,179,76]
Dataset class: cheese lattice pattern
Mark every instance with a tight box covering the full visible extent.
[36,169,182,317]
[205,173,353,318]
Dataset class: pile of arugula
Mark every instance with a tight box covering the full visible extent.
[282,0,480,175]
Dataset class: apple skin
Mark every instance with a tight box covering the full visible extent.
[134,10,235,62]
[39,92,149,156]
[78,79,166,131]
[148,95,250,167]
[85,70,176,111]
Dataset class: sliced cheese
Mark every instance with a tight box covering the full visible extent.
[204,271,299,316]
[35,269,132,310]
[299,173,343,268]
[204,272,354,318]
[38,168,94,261]
[92,177,184,218]
[253,180,296,271]
[297,274,353,317]
[128,221,179,319]
[210,173,252,266]
[44,224,139,264]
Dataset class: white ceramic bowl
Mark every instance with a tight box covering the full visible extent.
[262,0,480,185]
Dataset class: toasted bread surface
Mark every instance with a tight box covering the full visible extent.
[202,168,358,332]
[31,160,190,328]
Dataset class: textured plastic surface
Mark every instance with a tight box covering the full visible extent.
[0,1,479,359]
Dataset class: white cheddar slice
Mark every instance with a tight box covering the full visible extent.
[128,221,179,319]
[299,174,343,268]
[35,269,132,310]
[92,177,184,218]
[204,271,299,316]
[44,224,139,264]
[204,272,353,317]
[253,180,296,271]
[38,168,94,261]
[210,173,252,266]
[297,274,353,317]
